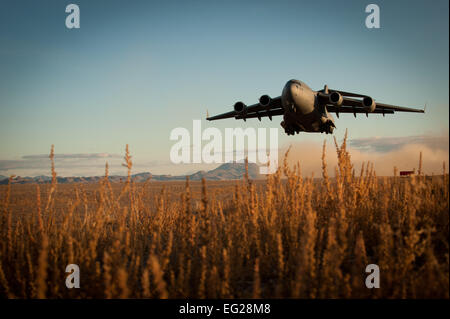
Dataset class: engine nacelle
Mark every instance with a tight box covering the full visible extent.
[362,96,376,112]
[234,101,246,113]
[259,95,271,107]
[329,92,343,106]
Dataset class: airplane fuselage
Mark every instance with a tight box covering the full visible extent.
[280,79,335,135]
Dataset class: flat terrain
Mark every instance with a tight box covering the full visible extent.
[0,140,448,299]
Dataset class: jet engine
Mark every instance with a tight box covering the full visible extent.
[362,96,376,112]
[329,92,343,106]
[234,101,246,113]
[259,95,271,107]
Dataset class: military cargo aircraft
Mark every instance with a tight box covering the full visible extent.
[207,79,425,135]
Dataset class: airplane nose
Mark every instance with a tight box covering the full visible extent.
[289,81,300,97]
[282,80,302,113]
[283,80,299,103]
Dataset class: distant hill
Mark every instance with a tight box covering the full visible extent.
[190,162,261,180]
[0,162,263,184]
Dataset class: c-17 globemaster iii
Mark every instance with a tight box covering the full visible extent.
[207,79,425,135]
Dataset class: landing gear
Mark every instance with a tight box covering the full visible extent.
[280,121,303,136]
[281,118,335,135]
[319,119,335,134]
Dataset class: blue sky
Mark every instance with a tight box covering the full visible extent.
[0,0,448,176]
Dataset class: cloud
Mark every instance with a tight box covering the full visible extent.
[281,132,449,177]
[0,153,125,177]
[349,134,449,153]
[0,152,203,177]
[0,154,121,170]
[21,153,121,160]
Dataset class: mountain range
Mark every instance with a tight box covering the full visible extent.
[0,162,263,184]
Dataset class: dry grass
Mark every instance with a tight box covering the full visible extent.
[0,135,448,299]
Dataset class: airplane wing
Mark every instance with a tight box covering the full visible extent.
[207,96,284,121]
[327,105,394,115]
[235,108,285,120]
[369,101,425,113]
[319,88,368,98]
[206,110,236,121]
[322,89,425,115]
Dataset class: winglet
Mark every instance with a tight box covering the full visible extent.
[206,109,209,119]
[423,103,427,113]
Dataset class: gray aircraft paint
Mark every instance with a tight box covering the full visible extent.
[207,79,424,136]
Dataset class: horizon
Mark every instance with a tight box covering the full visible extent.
[1,131,447,179]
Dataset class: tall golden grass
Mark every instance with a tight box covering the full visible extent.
[0,134,448,298]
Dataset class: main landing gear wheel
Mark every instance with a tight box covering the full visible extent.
[320,120,335,134]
